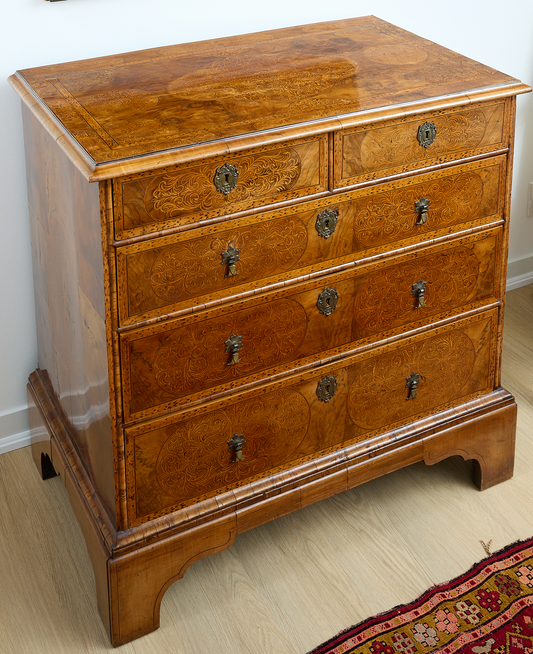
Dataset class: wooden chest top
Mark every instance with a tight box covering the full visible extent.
[11,16,528,179]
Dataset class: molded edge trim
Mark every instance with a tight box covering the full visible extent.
[9,72,530,183]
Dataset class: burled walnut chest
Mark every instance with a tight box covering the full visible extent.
[11,16,530,645]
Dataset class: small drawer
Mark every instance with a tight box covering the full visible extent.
[116,156,505,326]
[125,309,496,525]
[335,100,509,188]
[120,228,501,421]
[114,135,328,239]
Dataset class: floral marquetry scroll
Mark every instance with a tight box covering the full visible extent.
[150,217,308,303]
[131,389,310,518]
[118,136,326,237]
[353,171,485,248]
[146,149,301,219]
[339,102,507,186]
[125,298,308,416]
[353,245,483,333]
[345,314,497,435]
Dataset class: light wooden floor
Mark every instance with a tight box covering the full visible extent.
[1,285,533,654]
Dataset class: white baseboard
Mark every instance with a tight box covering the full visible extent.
[507,270,533,292]
[0,407,31,455]
[507,256,533,292]
[0,430,31,455]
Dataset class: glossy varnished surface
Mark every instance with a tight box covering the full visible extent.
[116,156,505,325]
[126,310,498,525]
[3,283,532,654]
[22,104,117,523]
[12,17,527,173]
[120,229,501,421]
[13,15,529,646]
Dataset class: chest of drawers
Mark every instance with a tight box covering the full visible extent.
[11,17,530,645]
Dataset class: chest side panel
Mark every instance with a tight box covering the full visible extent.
[22,104,117,524]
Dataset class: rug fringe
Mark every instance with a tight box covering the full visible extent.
[306,536,533,654]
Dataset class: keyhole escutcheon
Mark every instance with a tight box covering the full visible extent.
[417,121,437,148]
[214,163,239,195]
[317,287,338,316]
[317,375,337,402]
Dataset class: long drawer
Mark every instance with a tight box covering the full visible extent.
[120,228,501,421]
[124,309,497,525]
[116,156,505,325]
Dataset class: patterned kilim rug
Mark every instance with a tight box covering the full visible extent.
[309,539,533,654]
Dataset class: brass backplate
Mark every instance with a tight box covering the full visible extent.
[214,163,239,194]
[417,121,437,148]
[317,375,337,402]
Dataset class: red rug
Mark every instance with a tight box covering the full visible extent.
[309,539,533,654]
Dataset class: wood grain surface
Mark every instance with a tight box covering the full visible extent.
[337,101,509,187]
[11,17,529,180]
[10,15,530,648]
[120,229,501,420]
[116,155,505,325]
[116,136,327,238]
[3,286,530,654]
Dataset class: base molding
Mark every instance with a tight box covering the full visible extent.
[0,407,31,455]
[27,368,517,646]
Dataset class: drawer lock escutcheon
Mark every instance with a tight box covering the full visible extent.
[228,433,246,462]
[406,372,421,400]
[412,279,427,309]
[317,375,337,403]
[317,287,338,316]
[316,208,338,239]
[414,197,430,225]
[417,121,437,148]
[225,333,243,366]
[221,241,240,277]
[214,163,239,195]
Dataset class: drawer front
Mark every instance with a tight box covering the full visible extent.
[115,135,327,239]
[117,156,504,325]
[336,100,508,188]
[125,310,497,525]
[120,228,501,421]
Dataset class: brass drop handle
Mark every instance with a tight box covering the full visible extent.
[225,333,243,365]
[414,197,430,225]
[412,279,427,309]
[406,372,421,400]
[228,433,246,462]
[221,241,240,277]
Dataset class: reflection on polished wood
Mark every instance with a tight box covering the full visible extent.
[1,284,532,654]
[10,16,530,647]
[10,16,528,179]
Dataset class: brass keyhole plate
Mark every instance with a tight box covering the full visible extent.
[316,209,338,239]
[214,163,239,194]
[417,121,437,148]
[317,288,338,316]
[316,375,337,402]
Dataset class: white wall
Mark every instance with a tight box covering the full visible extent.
[2,0,533,452]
